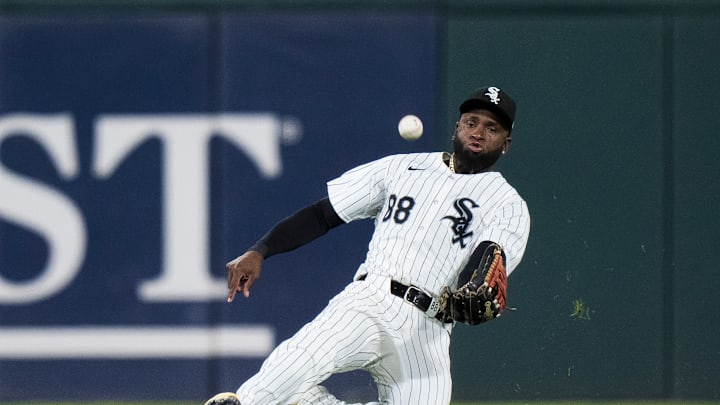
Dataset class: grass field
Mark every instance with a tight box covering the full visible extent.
[5,401,720,405]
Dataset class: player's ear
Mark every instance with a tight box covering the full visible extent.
[503,136,512,154]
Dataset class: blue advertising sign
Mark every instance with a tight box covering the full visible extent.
[0,12,438,401]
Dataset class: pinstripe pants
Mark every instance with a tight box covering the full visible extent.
[236,273,453,405]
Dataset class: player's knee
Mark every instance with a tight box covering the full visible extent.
[239,345,323,403]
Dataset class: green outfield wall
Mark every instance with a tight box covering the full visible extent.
[443,6,720,402]
[1,0,718,402]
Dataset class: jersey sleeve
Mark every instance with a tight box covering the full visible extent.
[326,156,392,223]
[478,198,531,275]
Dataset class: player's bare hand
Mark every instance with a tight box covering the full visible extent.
[225,250,263,302]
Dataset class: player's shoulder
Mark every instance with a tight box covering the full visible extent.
[339,152,438,176]
[382,152,443,167]
[493,172,528,204]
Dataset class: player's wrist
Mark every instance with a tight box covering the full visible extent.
[247,242,268,259]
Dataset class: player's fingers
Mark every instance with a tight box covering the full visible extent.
[226,264,243,303]
[225,251,262,300]
[226,274,241,303]
[241,275,254,298]
[227,287,237,303]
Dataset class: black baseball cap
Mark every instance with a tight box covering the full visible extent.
[459,86,516,131]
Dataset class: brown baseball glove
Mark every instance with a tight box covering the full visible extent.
[440,241,507,325]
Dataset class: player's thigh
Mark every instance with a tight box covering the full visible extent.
[238,294,386,403]
[380,312,452,405]
[280,291,387,372]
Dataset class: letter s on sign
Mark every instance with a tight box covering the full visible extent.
[0,114,87,304]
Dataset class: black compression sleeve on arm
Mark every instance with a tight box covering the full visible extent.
[457,240,507,286]
[248,197,345,259]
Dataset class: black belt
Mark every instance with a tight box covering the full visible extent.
[358,274,450,323]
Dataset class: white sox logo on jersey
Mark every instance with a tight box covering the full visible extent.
[442,198,479,248]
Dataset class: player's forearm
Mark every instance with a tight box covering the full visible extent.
[249,197,345,259]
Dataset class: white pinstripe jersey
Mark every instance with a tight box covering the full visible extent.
[327,152,530,296]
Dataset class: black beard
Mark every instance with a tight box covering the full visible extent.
[452,135,503,173]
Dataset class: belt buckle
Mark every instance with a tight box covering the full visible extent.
[403,286,421,306]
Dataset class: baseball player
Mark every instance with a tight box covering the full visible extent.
[205,86,531,405]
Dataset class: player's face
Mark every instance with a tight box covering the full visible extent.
[453,109,511,173]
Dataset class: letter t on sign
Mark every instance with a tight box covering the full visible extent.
[93,114,284,301]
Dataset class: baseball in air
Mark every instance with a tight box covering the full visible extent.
[398,114,423,141]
